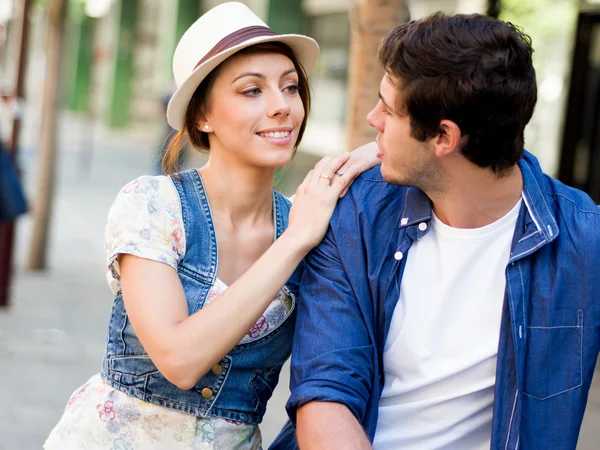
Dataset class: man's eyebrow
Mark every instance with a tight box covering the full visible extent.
[232,68,298,84]
[379,91,392,111]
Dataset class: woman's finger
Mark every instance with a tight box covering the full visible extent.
[330,166,360,198]
[298,169,314,192]
[311,153,349,188]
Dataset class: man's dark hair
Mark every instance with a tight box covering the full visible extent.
[379,12,537,173]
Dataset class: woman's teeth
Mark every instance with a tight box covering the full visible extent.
[259,131,290,138]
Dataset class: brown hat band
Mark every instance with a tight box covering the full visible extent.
[194,25,278,69]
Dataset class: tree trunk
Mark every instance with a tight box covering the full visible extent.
[27,0,66,270]
[346,0,409,151]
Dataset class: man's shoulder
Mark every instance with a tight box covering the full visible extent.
[523,151,599,224]
[538,175,600,256]
[329,167,410,236]
[543,175,600,224]
[339,167,407,209]
[350,166,390,186]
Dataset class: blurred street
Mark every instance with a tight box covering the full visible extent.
[0,111,599,449]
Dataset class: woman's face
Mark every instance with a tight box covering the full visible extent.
[203,51,305,168]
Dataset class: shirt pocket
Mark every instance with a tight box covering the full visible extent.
[522,309,583,400]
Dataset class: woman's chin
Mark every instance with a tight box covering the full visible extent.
[261,149,295,168]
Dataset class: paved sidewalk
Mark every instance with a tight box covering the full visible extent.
[1,112,599,449]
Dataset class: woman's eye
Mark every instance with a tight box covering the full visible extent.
[284,84,299,94]
[242,88,261,96]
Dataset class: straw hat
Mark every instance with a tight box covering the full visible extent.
[166,2,320,131]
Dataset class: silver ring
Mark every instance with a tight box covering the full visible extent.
[319,174,331,181]
[335,170,344,176]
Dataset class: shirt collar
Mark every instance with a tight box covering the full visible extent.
[519,150,559,243]
[397,150,559,243]
[398,187,432,230]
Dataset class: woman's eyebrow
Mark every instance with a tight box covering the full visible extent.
[232,72,264,83]
[281,68,297,78]
[232,68,297,84]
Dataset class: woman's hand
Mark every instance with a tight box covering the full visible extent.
[334,141,381,197]
[286,153,359,252]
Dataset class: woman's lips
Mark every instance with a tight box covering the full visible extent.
[257,131,293,146]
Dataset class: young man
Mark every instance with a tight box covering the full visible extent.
[272,12,600,450]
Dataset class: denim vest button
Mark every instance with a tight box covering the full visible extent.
[418,222,427,231]
[201,388,213,399]
[212,364,223,375]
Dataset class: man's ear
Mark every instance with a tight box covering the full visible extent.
[433,120,462,157]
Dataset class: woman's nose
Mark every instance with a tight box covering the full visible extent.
[267,91,291,117]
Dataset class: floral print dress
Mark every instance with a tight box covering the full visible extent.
[44,175,293,450]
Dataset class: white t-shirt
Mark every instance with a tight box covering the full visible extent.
[373,199,522,450]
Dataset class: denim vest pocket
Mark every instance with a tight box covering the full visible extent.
[110,355,159,376]
[108,355,161,392]
[250,368,278,416]
[522,309,583,400]
[178,267,212,314]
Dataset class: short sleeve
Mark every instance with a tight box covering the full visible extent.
[104,175,185,293]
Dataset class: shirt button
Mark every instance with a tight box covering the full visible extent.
[212,364,223,375]
[418,222,427,231]
[394,251,403,260]
[201,388,213,399]
[400,218,408,226]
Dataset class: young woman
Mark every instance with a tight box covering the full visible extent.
[45,3,379,449]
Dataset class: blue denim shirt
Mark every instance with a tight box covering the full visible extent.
[102,169,299,424]
[272,151,600,450]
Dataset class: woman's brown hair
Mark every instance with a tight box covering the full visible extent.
[162,42,311,175]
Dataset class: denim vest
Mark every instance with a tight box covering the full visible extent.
[101,169,297,424]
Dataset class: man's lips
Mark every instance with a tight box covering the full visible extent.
[375,139,384,158]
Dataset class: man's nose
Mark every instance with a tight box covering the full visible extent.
[367,106,382,132]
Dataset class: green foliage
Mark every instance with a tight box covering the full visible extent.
[500,0,577,42]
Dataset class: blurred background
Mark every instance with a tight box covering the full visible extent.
[0,0,599,448]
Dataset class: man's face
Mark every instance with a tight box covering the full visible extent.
[367,74,441,190]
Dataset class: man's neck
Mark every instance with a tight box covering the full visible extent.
[428,164,523,229]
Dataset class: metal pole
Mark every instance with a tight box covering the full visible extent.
[0,0,31,307]
[487,0,502,18]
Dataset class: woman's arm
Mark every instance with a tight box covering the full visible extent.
[120,154,360,390]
